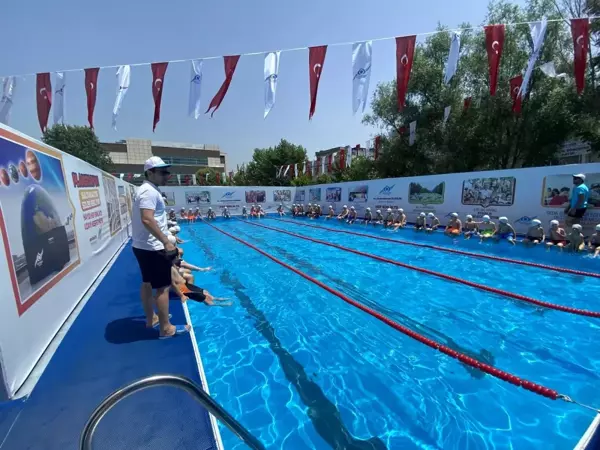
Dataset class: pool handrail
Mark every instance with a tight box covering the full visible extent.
[79,374,265,450]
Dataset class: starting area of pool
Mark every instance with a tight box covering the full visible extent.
[180,216,600,450]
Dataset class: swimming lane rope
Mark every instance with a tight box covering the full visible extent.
[200,219,598,411]
[241,220,600,319]
[272,218,600,280]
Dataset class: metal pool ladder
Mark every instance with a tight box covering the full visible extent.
[79,374,265,450]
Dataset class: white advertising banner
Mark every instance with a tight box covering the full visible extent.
[0,124,132,399]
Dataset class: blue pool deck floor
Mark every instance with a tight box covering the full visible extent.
[0,243,218,450]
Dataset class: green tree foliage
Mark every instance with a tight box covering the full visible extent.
[42,125,113,172]
[363,0,600,178]
[243,139,307,186]
[194,167,225,186]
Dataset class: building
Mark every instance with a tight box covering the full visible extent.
[102,138,227,185]
[556,140,599,165]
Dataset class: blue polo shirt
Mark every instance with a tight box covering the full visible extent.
[570,184,589,209]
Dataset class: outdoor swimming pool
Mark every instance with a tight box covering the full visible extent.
[179,217,600,450]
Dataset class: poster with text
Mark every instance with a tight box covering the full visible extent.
[542,173,600,208]
[409,181,445,205]
[163,191,176,206]
[309,188,321,202]
[348,185,368,202]
[294,189,305,202]
[246,190,266,203]
[273,189,291,202]
[70,169,109,253]
[462,177,515,208]
[0,130,80,315]
[186,191,211,205]
[117,185,129,225]
[102,174,122,236]
[326,187,342,202]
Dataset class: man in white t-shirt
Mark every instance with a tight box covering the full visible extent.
[132,156,189,339]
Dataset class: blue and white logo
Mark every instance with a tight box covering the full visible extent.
[378,185,395,195]
[221,192,236,199]
[515,215,538,224]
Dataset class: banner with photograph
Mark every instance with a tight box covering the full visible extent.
[409,181,445,205]
[245,190,266,203]
[185,191,211,206]
[294,189,305,203]
[348,185,368,202]
[462,177,516,208]
[163,191,176,206]
[273,189,291,202]
[0,124,132,399]
[309,188,321,202]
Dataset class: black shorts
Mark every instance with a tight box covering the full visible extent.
[567,208,587,218]
[132,247,174,289]
[186,283,207,302]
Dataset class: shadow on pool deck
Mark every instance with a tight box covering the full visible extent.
[0,243,217,450]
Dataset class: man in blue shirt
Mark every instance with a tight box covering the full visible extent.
[565,173,589,229]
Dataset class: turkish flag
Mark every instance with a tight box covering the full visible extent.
[84,68,100,129]
[339,148,346,170]
[206,55,240,117]
[395,36,416,111]
[327,154,333,173]
[509,75,523,114]
[571,18,589,94]
[485,25,505,96]
[216,172,221,184]
[309,46,327,119]
[36,73,52,133]
[463,97,472,111]
[151,62,168,131]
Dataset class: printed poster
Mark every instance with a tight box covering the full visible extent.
[273,189,291,202]
[542,174,600,208]
[326,187,342,202]
[118,185,129,225]
[462,177,515,207]
[71,170,109,253]
[409,181,445,205]
[186,191,211,205]
[294,189,305,202]
[309,188,321,202]
[163,191,176,206]
[102,174,122,236]
[246,190,266,203]
[0,129,80,315]
[348,185,368,202]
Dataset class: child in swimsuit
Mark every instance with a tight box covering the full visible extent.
[494,217,516,245]
[478,215,496,241]
[194,208,202,220]
[522,219,544,245]
[384,208,394,228]
[277,204,285,217]
[171,266,231,307]
[222,207,231,219]
[393,208,407,231]
[567,224,585,252]
[589,224,600,257]
[545,220,567,250]
[347,206,357,224]
[314,205,322,218]
[364,207,372,225]
[415,212,426,231]
[242,205,248,219]
[326,206,335,219]
[426,213,440,233]
[463,215,479,239]
[374,210,384,225]
[338,205,349,221]
[179,208,187,221]
[257,205,265,218]
[168,209,177,221]
[207,207,216,220]
[187,208,195,223]
[444,213,462,236]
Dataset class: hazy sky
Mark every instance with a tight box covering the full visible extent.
[1,0,525,169]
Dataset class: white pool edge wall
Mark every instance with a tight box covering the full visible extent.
[576,414,600,449]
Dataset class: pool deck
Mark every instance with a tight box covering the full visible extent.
[0,243,219,450]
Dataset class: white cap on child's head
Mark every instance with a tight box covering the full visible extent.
[550,220,559,226]
[573,224,583,230]
[427,212,435,217]
[531,219,541,225]
[596,224,600,231]
[499,216,508,223]
[482,215,490,222]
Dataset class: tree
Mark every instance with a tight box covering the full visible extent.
[194,167,225,186]
[363,0,600,178]
[244,139,307,186]
[42,125,113,172]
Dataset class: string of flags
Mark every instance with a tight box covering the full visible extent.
[0,17,594,136]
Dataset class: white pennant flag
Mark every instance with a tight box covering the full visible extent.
[321,157,326,174]
[347,145,353,167]
[53,72,66,125]
[409,121,417,146]
[443,106,451,125]
[303,161,307,174]
[188,60,203,119]
[294,163,298,177]
[264,51,280,118]
[283,165,290,177]
[205,172,210,182]
[0,77,16,125]
[192,174,197,185]
[177,174,181,185]
[520,17,547,98]
[112,65,131,131]
[352,41,372,114]
[444,32,461,85]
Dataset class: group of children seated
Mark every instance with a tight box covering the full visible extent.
[242,205,266,219]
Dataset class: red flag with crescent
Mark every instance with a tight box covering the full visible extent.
[339,148,346,170]
[571,18,589,95]
[84,68,100,129]
[206,55,240,117]
[327,154,333,173]
[374,136,381,160]
[216,172,221,184]
[309,46,327,120]
[485,25,505,96]
[509,75,523,114]
[151,62,168,131]
[463,97,472,111]
[36,73,52,133]
[395,36,416,111]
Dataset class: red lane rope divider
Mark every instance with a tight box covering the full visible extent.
[241,219,600,318]
[200,219,587,405]
[272,217,600,280]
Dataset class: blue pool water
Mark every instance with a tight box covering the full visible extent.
[179,217,600,450]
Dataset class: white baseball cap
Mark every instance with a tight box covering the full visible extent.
[466,214,473,219]
[550,219,559,226]
[451,212,458,217]
[398,208,404,213]
[387,208,392,212]
[427,212,435,217]
[499,216,508,223]
[144,156,171,172]
[167,235,177,244]
[531,219,541,225]
[573,224,583,230]
[573,173,586,180]
[596,224,600,231]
